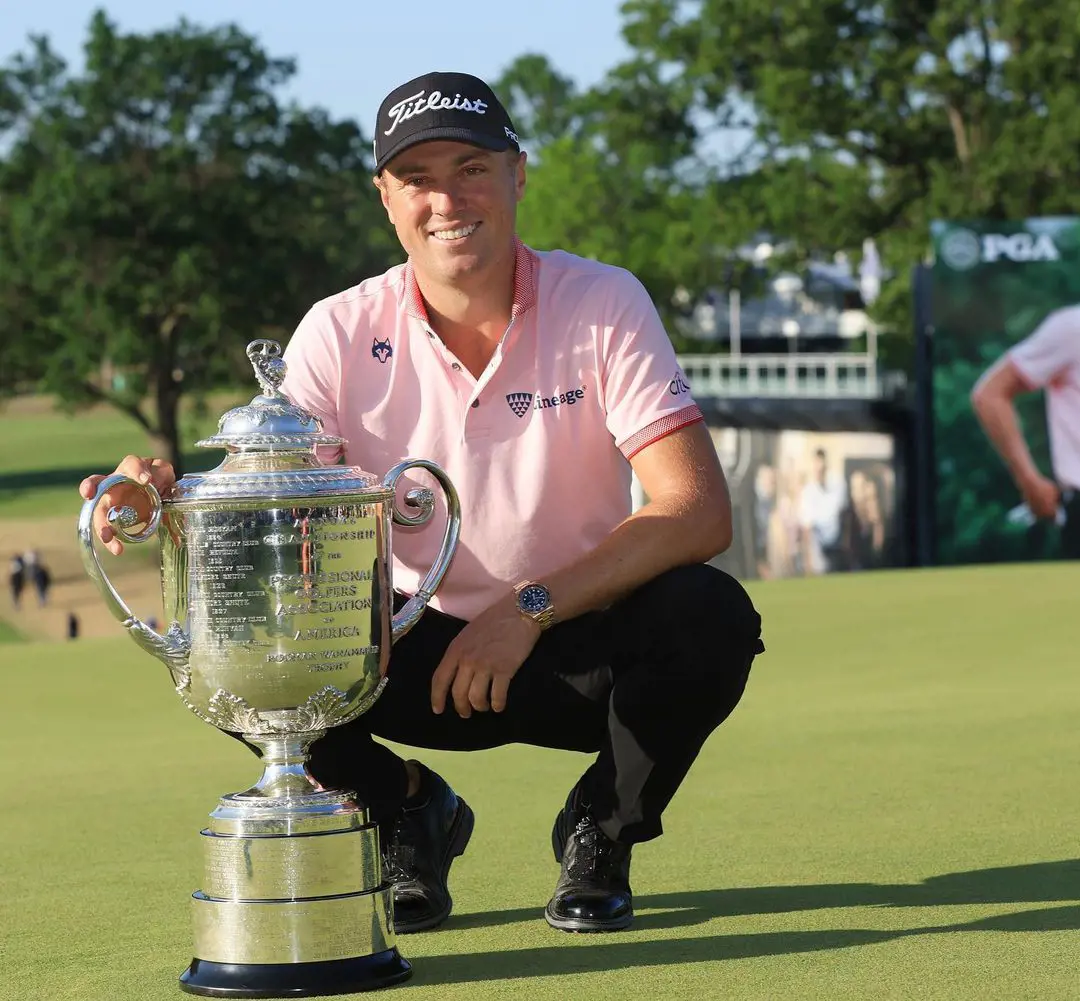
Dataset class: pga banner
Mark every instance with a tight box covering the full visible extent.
[930,216,1080,564]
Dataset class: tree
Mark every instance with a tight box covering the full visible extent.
[611,0,1080,363]
[492,54,580,147]
[493,53,716,337]
[0,11,398,472]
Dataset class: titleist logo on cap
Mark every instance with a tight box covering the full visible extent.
[384,90,489,136]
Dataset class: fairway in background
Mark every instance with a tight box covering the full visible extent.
[2,563,1078,1001]
[0,396,227,521]
[0,618,23,642]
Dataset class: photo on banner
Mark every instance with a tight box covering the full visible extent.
[930,217,1080,565]
[704,427,902,581]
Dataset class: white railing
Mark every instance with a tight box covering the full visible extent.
[677,352,884,399]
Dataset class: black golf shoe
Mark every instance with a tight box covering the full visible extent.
[382,765,474,933]
[545,798,634,932]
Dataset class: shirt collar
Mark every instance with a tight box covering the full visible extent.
[402,236,539,323]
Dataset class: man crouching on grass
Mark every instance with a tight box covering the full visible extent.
[79,70,765,934]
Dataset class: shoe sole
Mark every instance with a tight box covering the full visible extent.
[543,903,634,933]
[392,799,475,934]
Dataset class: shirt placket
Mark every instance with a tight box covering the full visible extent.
[420,317,519,441]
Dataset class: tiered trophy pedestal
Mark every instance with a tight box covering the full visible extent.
[179,735,411,998]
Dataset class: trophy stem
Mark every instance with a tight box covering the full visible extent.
[240,731,327,802]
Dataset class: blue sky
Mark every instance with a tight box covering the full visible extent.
[0,0,633,133]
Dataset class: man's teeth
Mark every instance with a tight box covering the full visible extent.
[431,224,478,241]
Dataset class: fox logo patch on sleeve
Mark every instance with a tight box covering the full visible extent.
[372,337,393,364]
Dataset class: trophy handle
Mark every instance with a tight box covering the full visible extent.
[76,473,191,681]
[382,459,462,643]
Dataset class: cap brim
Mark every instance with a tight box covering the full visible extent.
[375,128,514,174]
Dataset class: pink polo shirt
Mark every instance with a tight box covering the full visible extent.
[280,240,703,621]
[1009,306,1080,489]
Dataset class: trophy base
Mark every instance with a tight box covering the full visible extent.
[178,947,412,998]
[180,737,412,997]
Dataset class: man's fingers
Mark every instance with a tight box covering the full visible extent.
[79,456,174,559]
[490,675,511,713]
[430,650,459,715]
[79,474,105,500]
[467,672,492,713]
[147,458,177,495]
[117,453,153,485]
[451,664,475,718]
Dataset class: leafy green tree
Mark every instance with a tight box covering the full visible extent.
[493,53,716,337]
[0,11,397,472]
[492,54,581,147]
[600,0,1080,361]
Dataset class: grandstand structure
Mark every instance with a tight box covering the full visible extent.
[671,238,901,403]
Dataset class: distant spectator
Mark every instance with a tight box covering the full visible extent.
[8,554,24,610]
[67,612,80,640]
[798,449,848,574]
[31,561,51,608]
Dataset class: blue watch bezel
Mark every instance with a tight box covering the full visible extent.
[518,583,551,614]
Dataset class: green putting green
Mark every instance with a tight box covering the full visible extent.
[0,618,24,642]
[2,562,1078,1000]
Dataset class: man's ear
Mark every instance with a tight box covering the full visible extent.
[514,150,527,203]
[373,174,395,225]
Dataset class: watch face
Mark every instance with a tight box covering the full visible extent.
[519,584,551,614]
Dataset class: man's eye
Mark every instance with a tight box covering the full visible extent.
[463,166,485,176]
[405,177,428,187]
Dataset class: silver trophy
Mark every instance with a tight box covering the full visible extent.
[77,339,461,997]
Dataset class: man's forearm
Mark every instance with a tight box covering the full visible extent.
[538,496,731,624]
[971,392,1041,486]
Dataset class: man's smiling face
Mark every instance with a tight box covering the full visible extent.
[375,141,526,288]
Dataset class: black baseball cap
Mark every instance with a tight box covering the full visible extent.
[372,71,520,174]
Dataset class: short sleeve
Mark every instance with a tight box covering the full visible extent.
[599,270,704,460]
[280,306,346,464]
[1008,307,1080,389]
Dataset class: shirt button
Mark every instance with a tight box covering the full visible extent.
[471,399,479,408]
[452,362,462,371]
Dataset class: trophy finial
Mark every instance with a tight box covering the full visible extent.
[247,340,286,397]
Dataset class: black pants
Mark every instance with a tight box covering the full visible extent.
[289,564,763,846]
[1063,490,1080,559]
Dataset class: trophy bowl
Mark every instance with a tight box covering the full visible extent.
[77,339,461,998]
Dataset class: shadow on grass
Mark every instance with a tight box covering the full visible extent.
[0,453,223,495]
[448,858,1080,935]
[413,904,1080,985]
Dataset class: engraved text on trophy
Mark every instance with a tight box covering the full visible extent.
[173,503,384,709]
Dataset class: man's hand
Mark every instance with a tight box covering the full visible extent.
[430,595,541,717]
[78,455,176,556]
[1020,472,1061,520]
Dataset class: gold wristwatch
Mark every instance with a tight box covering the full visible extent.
[513,580,556,630]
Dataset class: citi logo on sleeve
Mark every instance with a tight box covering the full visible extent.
[506,387,588,418]
[669,372,690,396]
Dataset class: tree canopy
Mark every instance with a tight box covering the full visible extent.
[507,0,1080,359]
[0,11,398,471]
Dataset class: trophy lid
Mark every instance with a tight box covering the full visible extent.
[195,340,345,453]
[168,338,386,508]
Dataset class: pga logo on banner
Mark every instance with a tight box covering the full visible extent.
[940,227,1061,270]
